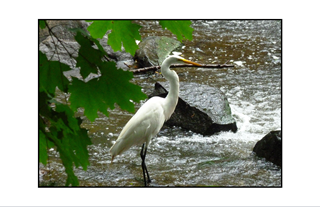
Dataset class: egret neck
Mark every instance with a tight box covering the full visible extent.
[161,59,179,121]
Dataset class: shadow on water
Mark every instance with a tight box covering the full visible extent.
[40,20,281,187]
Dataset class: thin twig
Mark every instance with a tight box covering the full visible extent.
[103,55,111,62]
[45,21,70,103]
[45,21,76,66]
[45,21,99,79]
[130,63,234,73]
[123,62,131,69]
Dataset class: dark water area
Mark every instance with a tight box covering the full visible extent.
[40,20,281,187]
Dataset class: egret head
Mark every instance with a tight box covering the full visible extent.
[165,55,202,66]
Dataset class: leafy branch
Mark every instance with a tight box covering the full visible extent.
[39,20,195,186]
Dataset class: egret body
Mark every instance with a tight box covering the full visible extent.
[109,55,201,186]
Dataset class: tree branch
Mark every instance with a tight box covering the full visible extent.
[130,63,234,74]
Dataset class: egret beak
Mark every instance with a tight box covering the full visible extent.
[181,58,202,66]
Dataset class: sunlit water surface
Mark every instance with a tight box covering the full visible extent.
[40,20,281,187]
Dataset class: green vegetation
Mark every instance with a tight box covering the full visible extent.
[39,20,194,186]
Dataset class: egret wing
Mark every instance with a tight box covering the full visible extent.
[110,97,166,158]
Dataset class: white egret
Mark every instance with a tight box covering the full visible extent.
[109,55,202,186]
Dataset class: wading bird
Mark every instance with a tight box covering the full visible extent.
[109,55,202,186]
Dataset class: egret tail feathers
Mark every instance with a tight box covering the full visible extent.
[109,138,132,161]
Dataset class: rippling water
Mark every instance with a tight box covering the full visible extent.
[40,20,281,187]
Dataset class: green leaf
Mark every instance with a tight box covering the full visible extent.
[39,91,52,118]
[74,32,105,79]
[54,102,80,134]
[39,130,48,165]
[87,20,141,56]
[68,77,109,122]
[39,95,92,186]
[107,20,141,56]
[39,51,70,95]
[39,20,46,29]
[159,20,194,41]
[86,20,112,39]
[70,28,109,57]
[99,62,147,110]
[69,62,147,122]
[48,112,92,186]
[39,129,55,166]
[49,129,80,186]
[61,127,91,170]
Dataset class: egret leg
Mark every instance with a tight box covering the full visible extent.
[143,145,151,183]
[140,143,151,186]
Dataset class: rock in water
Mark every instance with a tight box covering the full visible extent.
[253,130,282,167]
[149,82,237,135]
[134,36,182,68]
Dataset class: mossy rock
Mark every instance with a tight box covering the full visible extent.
[134,36,182,67]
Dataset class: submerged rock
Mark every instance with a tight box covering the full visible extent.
[134,36,182,68]
[253,130,282,167]
[149,82,237,135]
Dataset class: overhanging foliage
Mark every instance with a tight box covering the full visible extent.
[39,20,194,186]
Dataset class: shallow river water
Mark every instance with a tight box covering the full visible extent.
[40,20,281,187]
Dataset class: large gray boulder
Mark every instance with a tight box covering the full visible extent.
[149,82,237,135]
[134,36,182,68]
[39,20,134,81]
[39,20,89,43]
